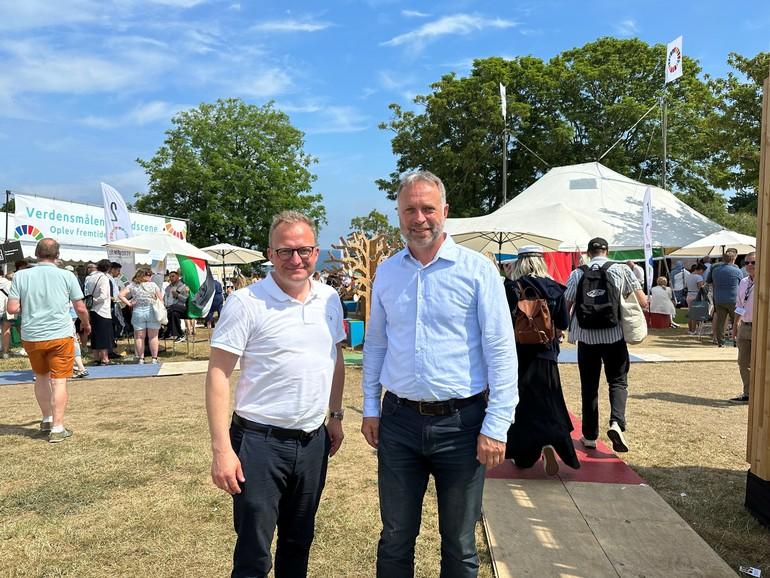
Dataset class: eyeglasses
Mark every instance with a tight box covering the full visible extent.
[745,261,756,265]
[273,246,317,261]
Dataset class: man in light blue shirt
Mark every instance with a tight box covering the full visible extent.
[362,171,518,578]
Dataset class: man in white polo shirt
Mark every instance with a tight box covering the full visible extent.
[205,211,346,578]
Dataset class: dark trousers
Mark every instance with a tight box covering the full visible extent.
[377,392,486,578]
[229,420,330,578]
[577,339,630,439]
[165,303,187,337]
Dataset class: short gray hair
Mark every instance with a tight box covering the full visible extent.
[269,211,318,247]
[397,171,446,204]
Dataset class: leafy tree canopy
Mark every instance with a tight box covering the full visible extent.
[349,209,402,248]
[135,98,325,250]
[708,51,770,214]
[378,37,765,235]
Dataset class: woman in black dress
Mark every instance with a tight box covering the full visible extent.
[504,246,579,475]
[87,259,114,365]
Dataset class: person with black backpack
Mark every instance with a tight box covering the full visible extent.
[565,237,648,453]
[503,246,579,476]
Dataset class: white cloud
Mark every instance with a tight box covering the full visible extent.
[306,106,370,134]
[614,19,638,36]
[0,39,175,97]
[147,0,208,7]
[278,101,324,114]
[383,14,516,51]
[401,9,429,18]
[81,101,188,128]
[235,68,293,97]
[250,19,332,33]
[229,2,241,10]
[0,0,105,31]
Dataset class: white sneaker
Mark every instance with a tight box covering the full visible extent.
[580,437,597,449]
[138,358,145,364]
[607,422,629,453]
[151,358,159,365]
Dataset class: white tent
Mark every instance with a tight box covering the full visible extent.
[446,162,723,253]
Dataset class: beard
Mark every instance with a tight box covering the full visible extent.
[401,221,444,248]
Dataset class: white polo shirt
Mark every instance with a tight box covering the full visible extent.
[211,272,346,432]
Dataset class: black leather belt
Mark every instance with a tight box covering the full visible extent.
[385,390,486,416]
[232,413,322,441]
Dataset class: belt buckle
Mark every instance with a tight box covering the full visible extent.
[418,401,445,416]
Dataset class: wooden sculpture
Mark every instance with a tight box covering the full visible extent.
[328,232,395,325]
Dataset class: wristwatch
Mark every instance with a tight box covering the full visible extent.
[329,410,344,421]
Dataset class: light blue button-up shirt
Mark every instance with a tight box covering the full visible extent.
[362,234,518,442]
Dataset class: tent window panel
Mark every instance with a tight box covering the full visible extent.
[569,178,598,190]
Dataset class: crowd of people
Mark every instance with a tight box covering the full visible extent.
[4,170,758,577]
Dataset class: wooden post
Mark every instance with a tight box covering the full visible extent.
[746,73,770,526]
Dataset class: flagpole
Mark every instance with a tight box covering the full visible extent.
[500,83,508,207]
[502,129,508,206]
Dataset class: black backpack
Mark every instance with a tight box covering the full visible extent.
[575,263,620,329]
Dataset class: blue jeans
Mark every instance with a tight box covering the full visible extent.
[377,392,487,578]
[229,420,330,578]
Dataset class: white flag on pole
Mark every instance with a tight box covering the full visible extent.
[101,182,135,280]
[665,36,683,84]
[499,83,507,121]
[642,186,654,293]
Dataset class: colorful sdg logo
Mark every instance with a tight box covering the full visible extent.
[108,225,130,241]
[165,221,186,240]
[14,224,44,241]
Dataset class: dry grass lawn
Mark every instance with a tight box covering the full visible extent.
[1,331,769,576]
[0,367,492,578]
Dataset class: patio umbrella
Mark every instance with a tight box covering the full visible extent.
[201,242,265,282]
[200,243,265,264]
[669,230,756,257]
[103,232,218,262]
[445,215,563,262]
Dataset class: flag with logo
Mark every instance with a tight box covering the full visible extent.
[101,182,135,281]
[665,36,683,84]
[176,255,215,318]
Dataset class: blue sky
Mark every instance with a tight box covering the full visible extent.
[1,0,769,248]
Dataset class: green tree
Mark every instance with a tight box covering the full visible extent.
[349,209,401,247]
[708,51,770,214]
[135,98,325,250]
[378,38,719,218]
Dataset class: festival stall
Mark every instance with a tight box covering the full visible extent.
[2,193,187,264]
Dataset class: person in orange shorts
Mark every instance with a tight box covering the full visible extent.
[7,238,91,443]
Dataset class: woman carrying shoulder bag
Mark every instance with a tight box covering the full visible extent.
[89,259,114,365]
[119,268,163,364]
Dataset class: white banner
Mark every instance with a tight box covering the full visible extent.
[642,186,654,293]
[101,182,136,280]
[665,36,683,84]
[499,83,507,121]
[13,194,187,249]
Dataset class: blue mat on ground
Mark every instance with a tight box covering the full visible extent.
[558,349,643,364]
[0,363,162,386]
